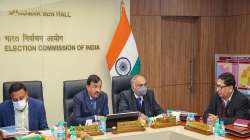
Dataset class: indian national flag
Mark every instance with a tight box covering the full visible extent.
[106,6,140,77]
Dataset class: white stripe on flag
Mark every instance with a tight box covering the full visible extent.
[110,32,138,76]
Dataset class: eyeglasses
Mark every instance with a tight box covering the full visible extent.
[216,85,228,90]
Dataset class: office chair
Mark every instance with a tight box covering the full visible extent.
[112,75,133,114]
[63,79,87,126]
[3,81,43,101]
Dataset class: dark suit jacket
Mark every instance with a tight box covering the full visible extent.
[203,90,250,124]
[118,89,163,117]
[73,89,109,125]
[0,97,48,130]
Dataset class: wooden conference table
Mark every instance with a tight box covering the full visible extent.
[84,121,250,140]
[1,121,249,140]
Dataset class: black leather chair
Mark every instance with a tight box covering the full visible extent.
[3,81,43,101]
[112,75,133,114]
[63,79,87,126]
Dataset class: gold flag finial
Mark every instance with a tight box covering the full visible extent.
[121,0,125,7]
[120,0,125,16]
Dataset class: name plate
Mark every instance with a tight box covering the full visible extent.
[112,120,145,134]
[184,121,212,135]
[75,124,103,136]
[151,116,177,128]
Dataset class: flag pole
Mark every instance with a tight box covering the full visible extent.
[120,0,125,16]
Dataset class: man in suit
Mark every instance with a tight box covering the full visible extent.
[118,75,164,117]
[73,74,109,125]
[0,82,48,130]
[203,72,250,125]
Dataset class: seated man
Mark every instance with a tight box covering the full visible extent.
[203,72,250,125]
[73,74,109,125]
[0,82,48,130]
[118,75,164,117]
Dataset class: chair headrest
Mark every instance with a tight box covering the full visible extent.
[3,81,43,101]
[112,75,133,95]
[63,79,87,100]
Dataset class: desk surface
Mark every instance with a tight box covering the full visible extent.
[85,126,232,140]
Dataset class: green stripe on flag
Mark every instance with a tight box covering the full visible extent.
[130,58,141,76]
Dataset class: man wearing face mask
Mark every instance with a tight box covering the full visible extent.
[203,72,250,125]
[0,82,48,130]
[118,75,164,117]
[73,74,109,125]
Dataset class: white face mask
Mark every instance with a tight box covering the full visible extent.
[13,98,27,111]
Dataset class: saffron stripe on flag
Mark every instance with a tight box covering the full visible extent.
[106,7,131,70]
[106,5,141,77]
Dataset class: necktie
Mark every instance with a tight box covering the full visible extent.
[90,99,96,112]
[136,97,142,110]
[220,101,227,118]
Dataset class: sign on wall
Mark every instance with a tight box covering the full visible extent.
[0,0,130,124]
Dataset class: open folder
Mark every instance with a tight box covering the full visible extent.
[225,124,250,138]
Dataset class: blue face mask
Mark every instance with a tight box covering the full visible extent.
[138,86,147,96]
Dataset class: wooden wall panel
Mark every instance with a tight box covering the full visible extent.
[160,0,225,16]
[195,17,214,84]
[130,0,161,16]
[192,17,225,114]
[161,17,199,112]
[225,0,250,16]
[192,84,214,114]
[213,17,227,53]
[161,86,175,109]
[222,15,250,54]
[196,17,225,83]
[200,0,225,16]
[152,87,164,109]
[131,0,250,16]
[161,0,200,16]
[162,86,189,110]
[161,84,213,114]
[130,16,162,88]
[162,17,198,85]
